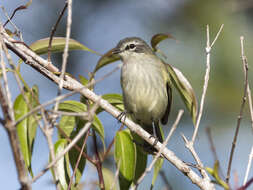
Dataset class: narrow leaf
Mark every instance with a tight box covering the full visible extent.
[115,129,136,190]
[54,139,69,190]
[59,100,105,148]
[151,33,176,51]
[14,86,39,176]
[103,167,118,190]
[93,48,120,74]
[29,37,101,56]
[97,93,124,113]
[166,64,198,124]
[134,146,147,183]
[151,157,164,188]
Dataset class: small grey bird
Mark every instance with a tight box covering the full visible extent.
[112,37,172,146]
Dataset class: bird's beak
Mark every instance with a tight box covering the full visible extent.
[111,47,122,55]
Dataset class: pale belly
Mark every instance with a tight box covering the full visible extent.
[121,61,168,125]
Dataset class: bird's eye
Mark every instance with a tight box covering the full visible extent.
[129,44,135,49]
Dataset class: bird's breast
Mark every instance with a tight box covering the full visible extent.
[121,59,168,124]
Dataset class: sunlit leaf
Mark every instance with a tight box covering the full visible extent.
[54,139,69,190]
[206,161,229,190]
[14,86,39,177]
[59,100,105,148]
[29,37,101,56]
[151,33,176,51]
[165,63,198,124]
[103,167,118,190]
[115,129,136,190]
[151,158,164,189]
[93,48,120,74]
[96,93,124,113]
[79,75,89,86]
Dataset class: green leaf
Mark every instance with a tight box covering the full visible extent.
[14,86,39,177]
[115,129,136,190]
[54,139,69,190]
[59,100,105,149]
[93,48,120,74]
[166,64,198,124]
[151,33,176,51]
[59,100,87,113]
[59,116,76,137]
[206,161,229,190]
[134,146,147,183]
[102,167,118,190]
[96,93,124,113]
[151,157,164,189]
[29,37,101,56]
[69,140,86,186]
[79,75,89,86]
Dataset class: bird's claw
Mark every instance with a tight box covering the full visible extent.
[116,111,127,123]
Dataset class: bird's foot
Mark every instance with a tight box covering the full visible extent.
[116,111,127,123]
[149,135,159,146]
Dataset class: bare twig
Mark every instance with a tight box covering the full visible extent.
[132,110,184,190]
[92,129,105,190]
[32,120,92,183]
[182,24,223,184]
[67,132,89,190]
[226,36,249,183]
[243,146,253,185]
[110,160,121,190]
[47,2,68,62]
[32,98,100,183]
[192,24,224,143]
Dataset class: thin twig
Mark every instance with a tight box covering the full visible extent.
[92,129,105,190]
[192,24,224,143]
[206,127,225,180]
[243,146,253,185]
[67,132,89,190]
[110,160,121,190]
[32,98,100,183]
[56,124,95,164]
[47,2,68,62]
[101,123,124,162]
[132,110,184,189]
[182,24,223,182]
[226,36,249,183]
[32,121,92,183]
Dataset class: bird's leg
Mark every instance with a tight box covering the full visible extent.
[149,121,159,146]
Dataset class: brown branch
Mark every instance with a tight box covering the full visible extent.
[67,131,89,190]
[92,129,105,190]
[47,2,68,62]
[226,36,248,183]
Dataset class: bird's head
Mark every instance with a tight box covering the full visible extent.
[112,37,154,60]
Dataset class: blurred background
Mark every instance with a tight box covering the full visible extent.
[0,0,253,189]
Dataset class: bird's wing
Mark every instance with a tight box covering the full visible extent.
[161,81,172,125]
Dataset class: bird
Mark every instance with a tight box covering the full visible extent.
[111,37,172,150]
